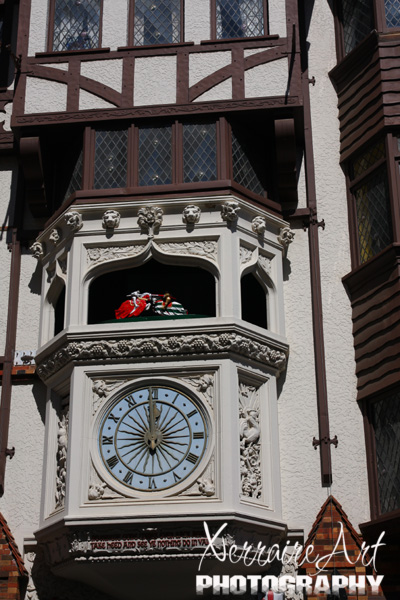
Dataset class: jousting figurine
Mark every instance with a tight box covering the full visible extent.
[115,290,188,319]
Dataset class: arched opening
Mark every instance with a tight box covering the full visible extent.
[88,259,216,324]
[241,273,267,329]
[54,286,66,336]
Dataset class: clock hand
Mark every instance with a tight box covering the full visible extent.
[147,387,161,452]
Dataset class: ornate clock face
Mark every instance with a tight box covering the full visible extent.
[98,385,208,492]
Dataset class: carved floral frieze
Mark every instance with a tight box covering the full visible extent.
[155,241,217,261]
[55,408,69,510]
[36,332,287,381]
[86,244,146,267]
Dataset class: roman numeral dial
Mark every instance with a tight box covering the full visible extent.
[98,385,209,493]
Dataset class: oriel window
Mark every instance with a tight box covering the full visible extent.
[94,129,128,189]
[349,140,392,264]
[215,0,266,39]
[133,0,181,46]
[51,0,102,52]
[138,125,172,186]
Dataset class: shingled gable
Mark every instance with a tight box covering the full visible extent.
[0,512,28,600]
[298,496,385,600]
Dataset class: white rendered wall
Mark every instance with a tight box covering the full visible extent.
[245,59,288,98]
[25,78,67,113]
[1,383,46,551]
[0,163,15,355]
[80,60,124,93]
[269,0,287,38]
[15,251,42,353]
[306,1,369,528]
[134,56,177,106]
[102,0,129,49]
[185,0,211,43]
[28,0,48,55]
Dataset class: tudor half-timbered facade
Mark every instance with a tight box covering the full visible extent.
[0,1,399,599]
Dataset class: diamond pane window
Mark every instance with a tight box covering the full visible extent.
[342,0,374,55]
[372,389,400,515]
[52,0,101,52]
[139,126,172,186]
[385,0,400,28]
[64,149,83,201]
[232,130,264,196]
[183,123,217,183]
[351,140,385,179]
[94,130,128,189]
[354,166,392,263]
[134,0,181,46]
[216,0,264,39]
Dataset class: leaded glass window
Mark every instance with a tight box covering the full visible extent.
[216,0,264,39]
[183,123,217,183]
[385,0,400,28]
[372,389,400,515]
[64,149,83,201]
[52,0,101,52]
[341,0,374,55]
[133,0,181,46]
[138,126,172,186]
[94,130,128,189]
[232,129,264,196]
[350,141,392,264]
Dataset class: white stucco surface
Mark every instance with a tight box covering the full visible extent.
[2,101,12,131]
[79,89,116,111]
[0,164,16,355]
[185,0,211,43]
[15,251,42,352]
[25,78,67,114]
[269,0,287,38]
[1,384,46,551]
[245,59,288,98]
[244,47,274,58]
[102,0,129,49]
[306,1,369,528]
[189,51,232,87]
[134,56,177,106]
[279,226,327,534]
[81,59,123,92]
[41,62,69,71]
[194,78,232,102]
[28,0,48,55]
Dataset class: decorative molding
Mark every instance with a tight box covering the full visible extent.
[15,97,300,127]
[36,332,287,381]
[239,246,254,266]
[86,244,145,267]
[30,241,44,260]
[137,206,163,238]
[179,456,215,497]
[280,556,304,600]
[257,254,271,275]
[102,209,120,230]
[65,210,83,232]
[221,200,239,223]
[49,228,61,245]
[91,378,130,416]
[239,382,262,501]
[251,216,266,235]
[179,373,214,408]
[155,241,217,262]
[88,482,106,501]
[55,408,68,510]
[278,226,295,250]
[182,204,201,225]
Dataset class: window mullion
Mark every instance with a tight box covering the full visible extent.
[83,126,95,189]
[128,124,136,187]
[174,121,183,184]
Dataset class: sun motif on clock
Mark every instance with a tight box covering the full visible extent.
[98,385,209,492]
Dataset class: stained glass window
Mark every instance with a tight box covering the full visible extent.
[183,123,217,183]
[216,0,264,39]
[138,126,172,186]
[94,130,128,189]
[53,0,101,52]
[350,141,392,264]
[134,0,181,46]
[372,389,400,515]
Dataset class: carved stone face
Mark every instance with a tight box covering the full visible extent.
[102,210,120,229]
[182,205,201,224]
[221,201,239,222]
[65,211,82,230]
[252,216,266,235]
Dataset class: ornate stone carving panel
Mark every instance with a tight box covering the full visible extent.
[239,382,262,501]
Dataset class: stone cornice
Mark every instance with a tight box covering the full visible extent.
[36,326,288,382]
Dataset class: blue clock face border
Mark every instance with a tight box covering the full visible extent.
[98,385,209,492]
